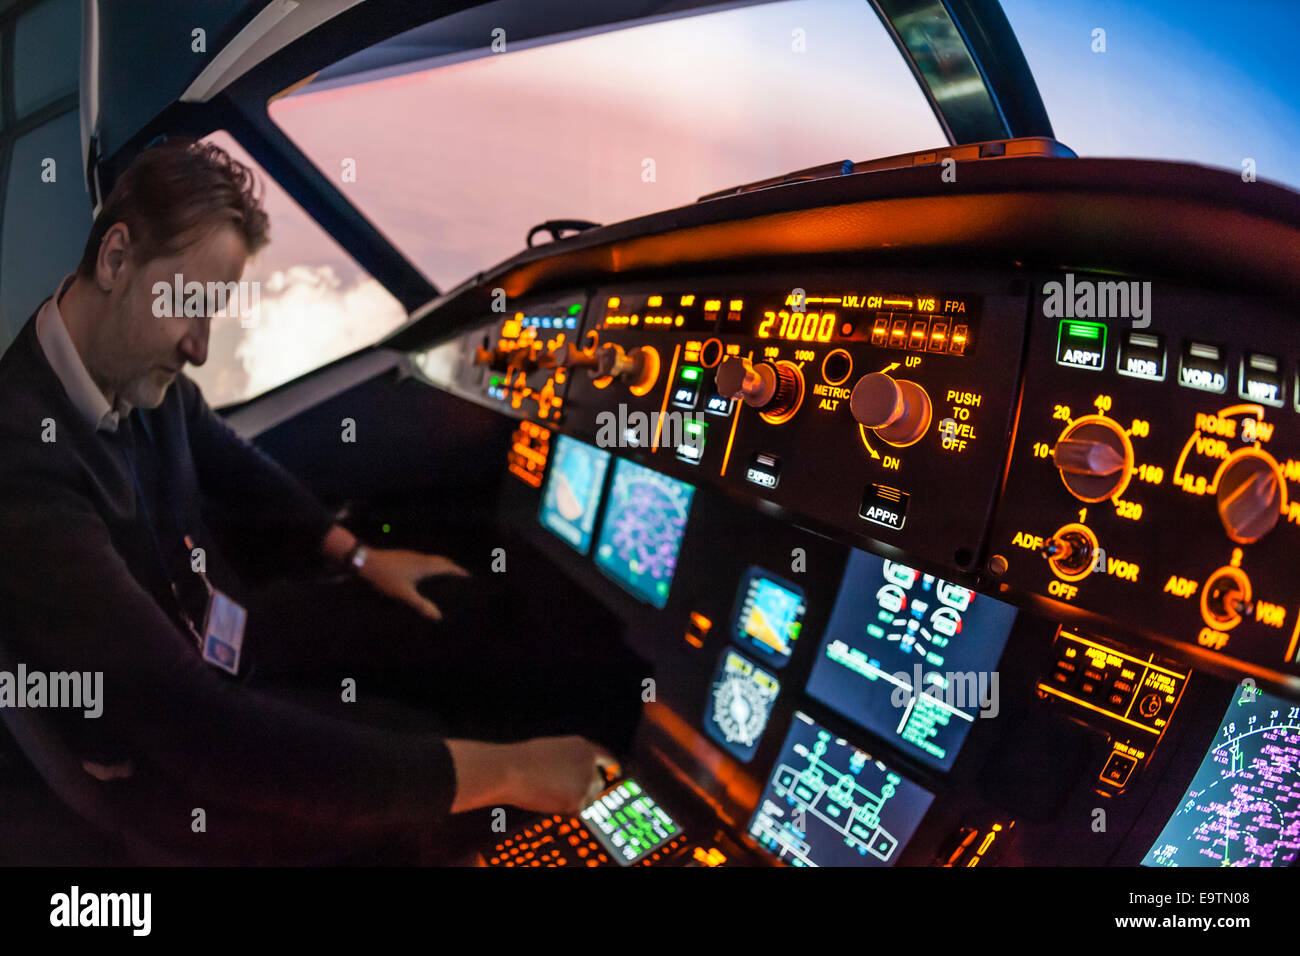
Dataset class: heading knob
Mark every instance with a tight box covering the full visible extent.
[849,373,932,447]
[1216,450,1283,544]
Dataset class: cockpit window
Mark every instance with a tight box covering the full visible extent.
[1001,0,1300,190]
[186,132,408,408]
[267,0,945,293]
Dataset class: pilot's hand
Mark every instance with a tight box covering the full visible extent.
[358,547,470,621]
[508,736,620,816]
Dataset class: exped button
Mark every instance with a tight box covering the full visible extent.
[860,483,909,530]
[744,453,780,489]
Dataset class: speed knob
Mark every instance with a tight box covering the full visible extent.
[552,342,597,370]
[1052,417,1134,502]
[849,373,932,447]
[715,357,803,422]
[592,343,660,395]
[1216,450,1283,544]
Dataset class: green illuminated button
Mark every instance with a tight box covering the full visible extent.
[676,419,706,465]
[672,366,703,408]
[1056,321,1107,371]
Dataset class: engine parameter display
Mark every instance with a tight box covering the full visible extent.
[1143,682,1300,867]
[594,458,694,608]
[748,712,933,867]
[538,435,611,554]
[806,550,1017,771]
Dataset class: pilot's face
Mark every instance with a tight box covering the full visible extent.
[97,224,247,409]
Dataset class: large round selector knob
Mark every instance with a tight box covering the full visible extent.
[715,357,803,422]
[1052,417,1134,502]
[1215,450,1284,544]
[849,373,932,447]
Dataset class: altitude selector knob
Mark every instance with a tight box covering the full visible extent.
[849,373,932,447]
[1052,417,1134,503]
[715,357,803,421]
[1216,451,1283,544]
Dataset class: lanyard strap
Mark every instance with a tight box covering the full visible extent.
[119,414,206,648]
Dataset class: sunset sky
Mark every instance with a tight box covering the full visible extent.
[188,0,1300,407]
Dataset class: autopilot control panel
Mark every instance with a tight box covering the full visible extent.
[415,263,1300,867]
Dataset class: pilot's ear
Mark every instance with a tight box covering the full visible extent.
[96,222,132,291]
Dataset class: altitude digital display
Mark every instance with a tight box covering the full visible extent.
[1143,683,1300,867]
[732,567,806,666]
[580,779,681,866]
[593,458,694,608]
[748,712,934,867]
[538,435,611,554]
[705,648,780,761]
[806,550,1018,771]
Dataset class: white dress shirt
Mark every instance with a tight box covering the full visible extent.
[34,275,131,433]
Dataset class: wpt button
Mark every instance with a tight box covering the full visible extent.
[860,483,909,530]
[1240,352,1284,407]
[1056,321,1107,371]
[1179,341,1227,393]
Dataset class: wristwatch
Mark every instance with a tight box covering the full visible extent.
[342,543,369,576]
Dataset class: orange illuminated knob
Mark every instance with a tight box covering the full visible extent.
[473,345,510,371]
[1216,451,1283,544]
[715,357,803,421]
[850,373,932,447]
[1202,567,1253,629]
[552,342,598,370]
[593,343,659,394]
[1052,417,1133,502]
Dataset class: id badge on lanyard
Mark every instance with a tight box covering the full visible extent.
[126,418,248,674]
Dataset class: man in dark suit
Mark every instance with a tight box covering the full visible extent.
[0,138,633,863]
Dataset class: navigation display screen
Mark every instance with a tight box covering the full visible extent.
[538,435,611,554]
[1143,682,1300,867]
[805,550,1018,771]
[732,567,806,666]
[593,458,694,608]
[748,712,934,867]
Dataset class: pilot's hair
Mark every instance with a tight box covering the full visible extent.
[76,137,270,277]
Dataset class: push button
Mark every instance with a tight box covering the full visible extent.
[1179,341,1227,393]
[1240,352,1284,407]
[1117,331,1166,381]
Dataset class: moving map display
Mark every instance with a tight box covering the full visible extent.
[748,712,934,867]
[1143,682,1300,867]
[732,567,805,666]
[593,458,694,608]
[806,550,1018,771]
[705,648,780,761]
[538,435,611,554]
